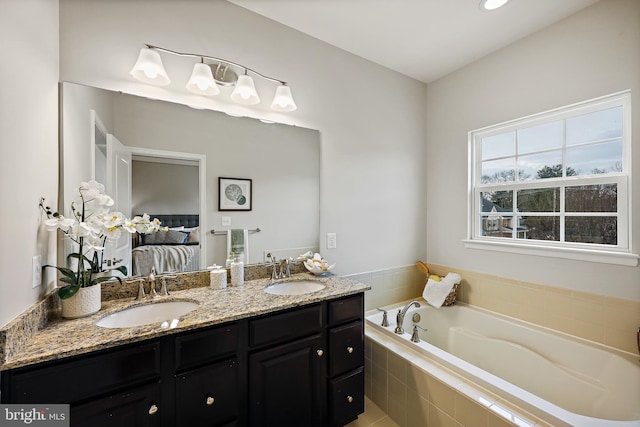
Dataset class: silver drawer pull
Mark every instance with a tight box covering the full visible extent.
[346,395,354,403]
[346,346,354,354]
[316,349,324,357]
[148,404,158,415]
[206,396,215,405]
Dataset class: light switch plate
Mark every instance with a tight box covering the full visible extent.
[32,255,42,288]
[222,216,232,226]
[327,233,337,249]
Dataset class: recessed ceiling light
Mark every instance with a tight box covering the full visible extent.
[479,0,510,11]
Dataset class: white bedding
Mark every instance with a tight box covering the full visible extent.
[132,245,200,276]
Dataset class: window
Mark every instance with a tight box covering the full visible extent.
[466,91,637,266]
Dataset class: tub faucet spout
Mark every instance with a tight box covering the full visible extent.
[395,300,421,334]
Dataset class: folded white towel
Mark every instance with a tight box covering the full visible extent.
[423,272,461,308]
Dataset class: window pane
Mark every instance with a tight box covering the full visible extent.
[481,191,512,212]
[517,151,563,181]
[481,158,516,184]
[519,216,560,241]
[518,121,562,154]
[480,214,513,238]
[565,216,617,245]
[566,106,622,145]
[566,140,622,175]
[481,132,515,160]
[566,184,617,212]
[517,188,560,212]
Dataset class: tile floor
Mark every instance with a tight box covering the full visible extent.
[345,398,399,427]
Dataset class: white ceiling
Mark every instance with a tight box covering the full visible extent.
[228,0,600,83]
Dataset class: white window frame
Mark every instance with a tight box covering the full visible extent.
[465,91,638,266]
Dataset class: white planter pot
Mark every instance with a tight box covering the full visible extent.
[61,285,102,319]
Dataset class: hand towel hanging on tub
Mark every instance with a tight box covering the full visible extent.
[227,229,249,264]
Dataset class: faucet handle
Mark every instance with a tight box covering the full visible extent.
[376,308,389,327]
[134,279,146,300]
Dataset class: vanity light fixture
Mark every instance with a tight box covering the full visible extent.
[479,0,510,11]
[130,44,297,112]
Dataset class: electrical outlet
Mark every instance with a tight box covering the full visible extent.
[222,216,232,226]
[327,233,337,249]
[32,255,42,288]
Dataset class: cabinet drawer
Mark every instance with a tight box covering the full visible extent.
[249,304,322,348]
[175,323,238,371]
[7,341,161,404]
[175,358,239,427]
[329,320,364,377]
[328,294,363,326]
[330,368,364,426]
[72,380,161,427]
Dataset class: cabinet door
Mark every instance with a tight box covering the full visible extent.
[72,381,161,427]
[249,334,325,427]
[175,358,239,427]
[330,368,364,427]
[329,320,364,378]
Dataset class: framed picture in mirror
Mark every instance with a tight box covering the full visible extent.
[219,177,252,211]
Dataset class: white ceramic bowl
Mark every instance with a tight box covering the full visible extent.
[304,259,335,275]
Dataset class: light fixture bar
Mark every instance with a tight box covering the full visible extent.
[145,44,287,85]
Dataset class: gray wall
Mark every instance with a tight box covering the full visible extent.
[426,0,640,300]
[0,0,59,327]
[59,0,428,276]
[132,161,199,215]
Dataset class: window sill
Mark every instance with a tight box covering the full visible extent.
[462,239,639,267]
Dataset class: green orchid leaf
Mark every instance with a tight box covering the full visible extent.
[114,266,128,276]
[59,276,77,284]
[43,265,77,281]
[58,283,81,300]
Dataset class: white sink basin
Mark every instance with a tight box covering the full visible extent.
[96,300,199,328]
[264,280,326,296]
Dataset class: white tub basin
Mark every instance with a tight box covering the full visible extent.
[264,280,325,295]
[96,300,198,328]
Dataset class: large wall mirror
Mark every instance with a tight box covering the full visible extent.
[61,82,320,277]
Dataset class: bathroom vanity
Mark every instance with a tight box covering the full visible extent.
[0,274,367,427]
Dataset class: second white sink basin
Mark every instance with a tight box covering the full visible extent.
[264,280,326,296]
[96,300,199,328]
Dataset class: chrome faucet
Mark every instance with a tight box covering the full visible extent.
[395,300,421,334]
[134,267,170,300]
[279,258,290,279]
[148,267,157,298]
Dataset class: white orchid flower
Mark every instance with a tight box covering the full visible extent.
[45,216,75,231]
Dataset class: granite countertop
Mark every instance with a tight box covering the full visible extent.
[0,273,368,371]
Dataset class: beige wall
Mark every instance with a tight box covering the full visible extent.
[425,0,640,302]
[0,0,59,328]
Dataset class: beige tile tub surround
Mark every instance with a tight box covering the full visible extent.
[353,262,638,354]
[365,336,550,427]
[427,264,640,355]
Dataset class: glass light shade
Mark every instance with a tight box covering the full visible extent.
[479,0,509,10]
[186,63,220,96]
[270,84,297,112]
[130,48,170,86]
[230,74,260,105]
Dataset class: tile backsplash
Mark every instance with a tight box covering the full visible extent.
[349,263,640,354]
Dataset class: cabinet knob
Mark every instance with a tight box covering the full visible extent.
[148,404,159,415]
[316,349,324,357]
[206,396,215,406]
[346,346,354,354]
[346,395,354,403]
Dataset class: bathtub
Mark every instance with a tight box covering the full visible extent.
[365,299,640,427]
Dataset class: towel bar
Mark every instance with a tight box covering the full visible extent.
[210,228,261,235]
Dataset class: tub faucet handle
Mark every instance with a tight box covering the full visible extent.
[376,308,389,327]
[411,324,427,343]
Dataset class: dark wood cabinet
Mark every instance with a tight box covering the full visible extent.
[1,292,365,427]
[249,334,324,427]
[72,380,162,427]
[175,358,239,427]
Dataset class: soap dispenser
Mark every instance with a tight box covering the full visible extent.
[230,255,244,286]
